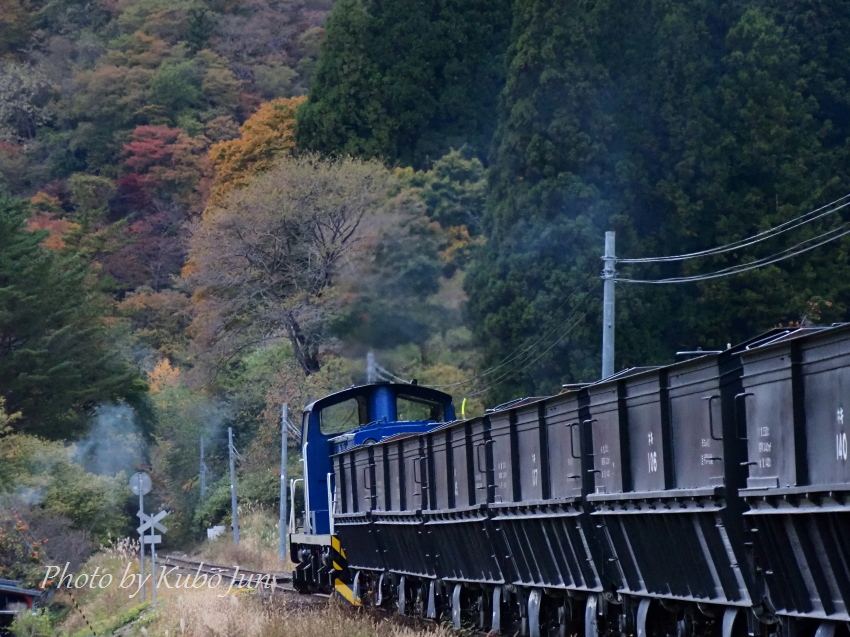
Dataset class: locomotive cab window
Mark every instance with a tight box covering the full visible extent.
[320,397,367,435]
[397,394,444,422]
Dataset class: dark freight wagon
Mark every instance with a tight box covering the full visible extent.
[739,326,850,632]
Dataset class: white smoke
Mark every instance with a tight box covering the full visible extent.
[73,403,145,476]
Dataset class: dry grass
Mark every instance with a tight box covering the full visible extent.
[157,591,455,637]
[59,569,452,637]
[198,507,292,572]
[57,537,149,637]
[57,511,445,637]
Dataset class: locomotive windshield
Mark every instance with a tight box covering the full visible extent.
[316,390,447,435]
[397,394,444,422]
[319,396,368,435]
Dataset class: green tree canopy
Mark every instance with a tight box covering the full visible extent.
[467,0,850,401]
[0,192,145,438]
[296,0,513,168]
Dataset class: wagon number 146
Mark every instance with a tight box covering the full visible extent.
[647,450,658,473]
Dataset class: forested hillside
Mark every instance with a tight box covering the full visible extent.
[4,0,850,574]
[296,0,513,168]
[466,0,850,396]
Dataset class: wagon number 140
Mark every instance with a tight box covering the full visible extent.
[838,432,848,461]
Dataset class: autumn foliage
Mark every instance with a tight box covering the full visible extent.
[0,510,47,588]
[27,192,79,250]
[148,358,182,394]
[207,96,305,205]
[122,125,211,211]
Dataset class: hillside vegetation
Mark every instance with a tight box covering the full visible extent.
[3,0,850,589]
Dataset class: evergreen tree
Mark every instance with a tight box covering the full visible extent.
[0,192,145,438]
[186,6,215,53]
[295,0,388,159]
[465,0,620,398]
[467,0,850,401]
[296,0,513,168]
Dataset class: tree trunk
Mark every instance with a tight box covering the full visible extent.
[284,312,320,375]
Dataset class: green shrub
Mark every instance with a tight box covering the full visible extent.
[10,609,53,637]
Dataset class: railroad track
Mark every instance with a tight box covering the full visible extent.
[161,555,481,632]
[163,555,330,606]
[162,554,292,587]
[161,555,330,601]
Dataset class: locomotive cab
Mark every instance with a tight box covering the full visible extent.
[290,382,455,594]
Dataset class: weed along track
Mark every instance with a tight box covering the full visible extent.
[162,555,475,633]
[159,555,334,607]
[161,555,292,589]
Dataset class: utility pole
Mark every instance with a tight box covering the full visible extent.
[199,436,206,500]
[150,520,157,603]
[602,231,616,379]
[367,350,376,383]
[138,488,145,602]
[228,427,239,545]
[129,472,152,603]
[278,404,288,563]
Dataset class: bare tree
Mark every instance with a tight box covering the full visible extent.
[0,62,53,142]
[188,153,393,375]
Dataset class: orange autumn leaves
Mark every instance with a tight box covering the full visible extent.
[23,95,302,260]
[26,193,78,251]
[207,95,305,207]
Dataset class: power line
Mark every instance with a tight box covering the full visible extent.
[617,223,850,284]
[429,269,599,390]
[618,193,850,264]
[373,275,598,398]
[465,287,596,398]
[374,363,410,384]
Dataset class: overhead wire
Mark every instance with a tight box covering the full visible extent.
[374,195,850,392]
[374,364,410,384]
[428,268,599,390]
[617,223,850,284]
[465,282,598,398]
[371,273,599,397]
[618,193,850,264]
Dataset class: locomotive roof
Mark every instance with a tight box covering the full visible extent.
[304,382,454,413]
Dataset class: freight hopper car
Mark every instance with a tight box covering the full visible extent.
[333,390,612,635]
[738,326,850,635]
[293,324,850,637]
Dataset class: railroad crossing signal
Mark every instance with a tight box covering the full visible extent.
[129,472,152,496]
[137,510,168,536]
[136,508,167,604]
